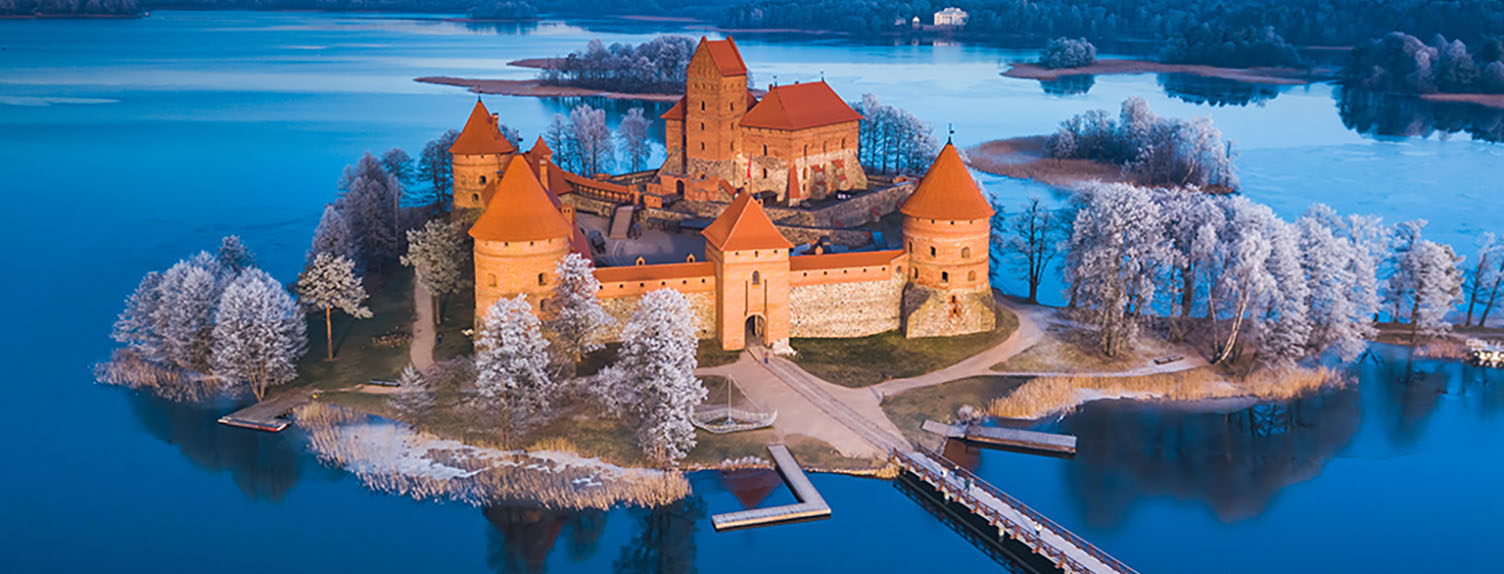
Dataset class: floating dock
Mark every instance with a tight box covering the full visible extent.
[217,389,316,432]
[711,444,831,531]
[894,447,1137,574]
[922,420,1077,456]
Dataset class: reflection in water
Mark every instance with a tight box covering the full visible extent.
[461,20,541,35]
[483,504,606,574]
[126,392,303,501]
[1059,388,1361,526]
[1361,345,1504,448]
[1039,74,1095,96]
[1337,87,1504,142]
[717,468,784,509]
[1158,74,1283,107]
[613,497,705,574]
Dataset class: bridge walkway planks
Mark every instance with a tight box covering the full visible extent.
[710,444,831,531]
[217,389,317,432]
[921,420,1077,456]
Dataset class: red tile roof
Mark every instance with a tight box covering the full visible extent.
[700,36,748,76]
[789,249,905,271]
[450,99,517,156]
[469,155,573,242]
[702,192,793,252]
[594,261,715,283]
[739,82,862,130]
[528,136,552,157]
[900,143,994,221]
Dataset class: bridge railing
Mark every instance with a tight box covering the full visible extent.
[901,446,1139,574]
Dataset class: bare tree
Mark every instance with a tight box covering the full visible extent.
[1464,232,1502,326]
[569,104,614,176]
[419,129,460,210]
[1005,197,1067,303]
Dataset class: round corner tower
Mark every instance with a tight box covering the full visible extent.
[469,156,573,329]
[451,99,517,219]
[898,142,996,338]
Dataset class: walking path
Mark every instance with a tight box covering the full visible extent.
[699,354,891,458]
[869,296,1048,398]
[410,275,436,372]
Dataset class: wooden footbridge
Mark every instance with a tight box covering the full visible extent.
[922,420,1078,456]
[711,444,831,531]
[894,447,1138,574]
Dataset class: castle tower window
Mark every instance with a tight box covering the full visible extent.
[941,271,950,283]
[701,142,706,151]
[961,247,972,259]
[762,168,768,178]
[763,144,768,155]
[488,273,497,287]
[968,270,977,281]
[930,246,937,257]
[752,270,761,285]
[842,138,847,147]
[537,273,546,286]
[700,122,705,130]
[701,101,705,111]
[730,101,735,111]
[472,193,480,203]
[479,175,486,184]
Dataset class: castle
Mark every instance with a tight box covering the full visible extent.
[456,37,995,352]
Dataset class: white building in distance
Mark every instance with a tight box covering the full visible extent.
[934,7,968,27]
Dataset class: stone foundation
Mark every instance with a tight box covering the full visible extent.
[901,284,995,338]
[597,290,717,341]
[788,274,905,338]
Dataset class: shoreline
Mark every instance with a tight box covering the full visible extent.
[1002,58,1331,85]
[415,76,682,102]
[965,136,1129,190]
[1419,92,1504,111]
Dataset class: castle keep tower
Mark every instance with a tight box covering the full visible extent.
[470,155,573,327]
[450,99,517,218]
[899,142,996,338]
[660,37,751,192]
[702,192,795,352]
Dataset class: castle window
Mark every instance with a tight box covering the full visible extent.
[908,241,912,251]
[968,270,977,281]
[842,138,847,147]
[701,142,706,151]
[930,246,937,257]
[488,273,497,287]
[752,271,761,285]
[823,141,828,152]
[803,145,808,156]
[701,101,705,111]
[762,168,768,178]
[471,193,480,203]
[961,247,972,259]
[730,101,735,111]
[763,144,768,155]
[941,271,950,283]
[540,300,549,312]
[537,273,548,286]
[479,175,487,184]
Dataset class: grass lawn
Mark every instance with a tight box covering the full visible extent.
[992,336,1149,373]
[294,269,417,393]
[880,375,1029,443]
[791,305,1019,388]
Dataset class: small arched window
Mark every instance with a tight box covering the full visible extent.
[762,168,768,178]
[700,122,705,130]
[941,271,950,283]
[930,246,937,257]
[842,138,847,147]
[471,193,480,203]
[700,101,705,111]
[752,270,761,285]
[701,142,706,151]
[479,175,487,184]
[487,273,497,287]
[961,247,972,259]
[968,270,977,282]
[537,273,546,286]
[762,144,768,155]
[803,145,808,155]
[730,101,735,111]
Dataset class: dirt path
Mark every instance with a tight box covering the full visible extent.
[410,276,435,372]
[869,296,1047,398]
[698,354,891,458]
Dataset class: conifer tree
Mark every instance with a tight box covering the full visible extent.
[297,253,372,360]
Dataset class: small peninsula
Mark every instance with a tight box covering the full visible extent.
[1002,58,1330,85]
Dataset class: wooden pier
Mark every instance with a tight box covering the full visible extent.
[894,447,1137,574]
[217,389,317,432]
[922,420,1077,456]
[711,444,831,531]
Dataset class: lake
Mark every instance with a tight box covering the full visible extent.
[2,11,1502,573]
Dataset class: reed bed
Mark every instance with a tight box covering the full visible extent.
[987,366,1343,420]
[294,402,689,510]
[93,348,224,402]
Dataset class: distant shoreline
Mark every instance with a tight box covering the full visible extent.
[965,136,1129,190]
[1419,92,1504,111]
[415,76,682,102]
[1002,58,1331,85]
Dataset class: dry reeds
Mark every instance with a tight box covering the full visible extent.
[293,402,689,510]
[987,366,1344,420]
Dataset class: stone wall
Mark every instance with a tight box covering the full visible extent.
[562,193,619,218]
[901,284,996,338]
[672,179,915,228]
[788,273,905,338]
[597,290,717,341]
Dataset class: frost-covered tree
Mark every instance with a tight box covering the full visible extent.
[297,253,371,360]
[1259,219,1312,366]
[544,113,574,172]
[388,364,434,420]
[1004,196,1067,304]
[850,93,940,175]
[211,268,307,400]
[1296,205,1376,361]
[1041,36,1096,69]
[619,107,652,172]
[1206,197,1280,363]
[1401,239,1465,341]
[605,289,705,465]
[381,147,415,187]
[216,235,255,274]
[569,104,615,176]
[1385,219,1428,322]
[308,204,358,266]
[475,295,556,424]
[400,219,466,325]
[112,271,166,361]
[418,129,459,209]
[152,255,226,371]
[1066,183,1168,357]
[1464,232,1502,326]
[546,253,615,371]
[337,156,400,267]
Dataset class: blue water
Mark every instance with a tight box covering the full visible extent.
[3,11,1504,573]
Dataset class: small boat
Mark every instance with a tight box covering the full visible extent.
[1466,339,1504,368]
